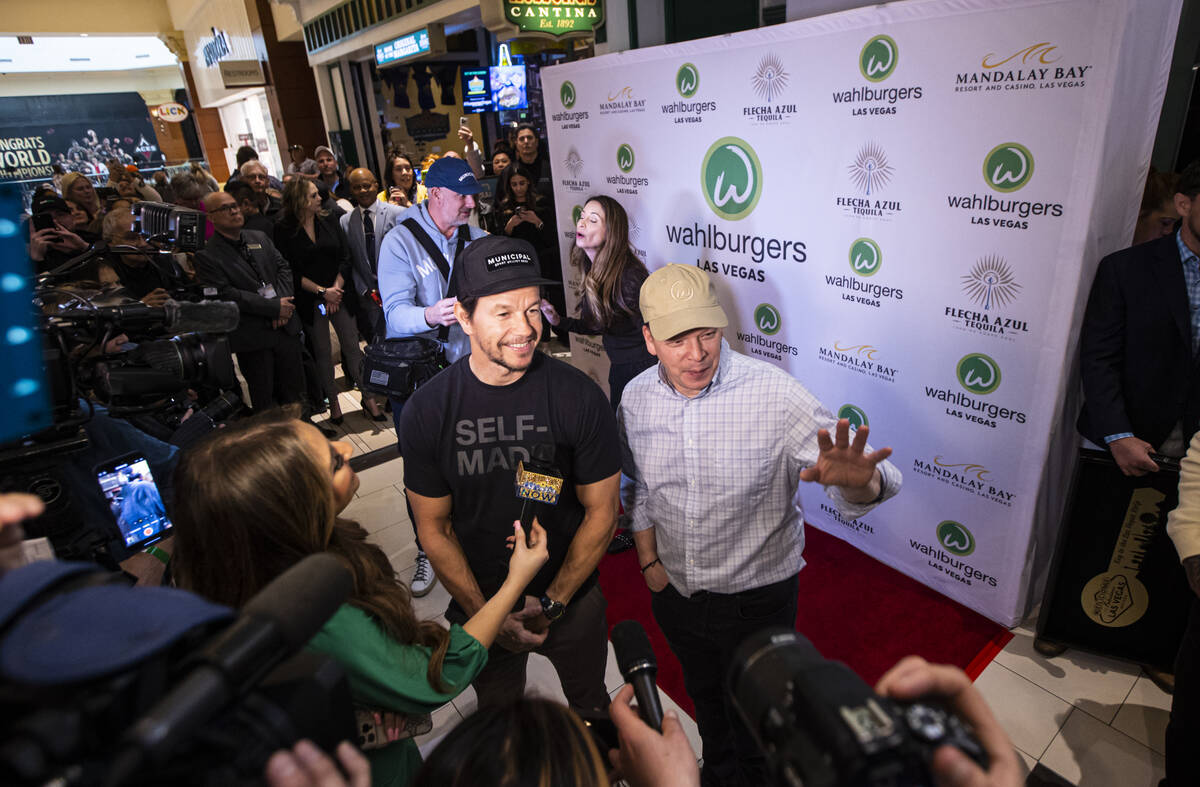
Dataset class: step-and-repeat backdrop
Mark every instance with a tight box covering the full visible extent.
[541,0,1182,625]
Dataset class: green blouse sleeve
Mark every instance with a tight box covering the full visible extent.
[306,605,488,715]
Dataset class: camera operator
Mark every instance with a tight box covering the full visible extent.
[100,208,177,307]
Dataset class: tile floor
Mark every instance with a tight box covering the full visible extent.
[319,381,1173,786]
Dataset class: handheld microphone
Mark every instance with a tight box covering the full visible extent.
[611,620,665,732]
[106,554,352,784]
[514,443,563,547]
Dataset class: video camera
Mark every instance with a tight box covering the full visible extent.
[132,201,205,254]
[728,628,988,787]
[0,554,356,787]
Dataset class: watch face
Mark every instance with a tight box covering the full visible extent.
[541,596,564,620]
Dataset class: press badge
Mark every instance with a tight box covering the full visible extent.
[247,243,263,250]
[258,283,277,298]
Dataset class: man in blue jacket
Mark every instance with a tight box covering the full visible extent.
[377,156,488,596]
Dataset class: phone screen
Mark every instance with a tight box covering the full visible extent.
[96,453,172,549]
[32,212,57,232]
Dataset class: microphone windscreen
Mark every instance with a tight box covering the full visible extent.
[168,300,241,334]
[611,620,657,676]
[242,554,352,650]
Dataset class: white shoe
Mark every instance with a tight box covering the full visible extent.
[410,551,436,597]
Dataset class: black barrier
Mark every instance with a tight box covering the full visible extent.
[1037,449,1192,671]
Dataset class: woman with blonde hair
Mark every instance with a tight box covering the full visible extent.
[171,410,549,787]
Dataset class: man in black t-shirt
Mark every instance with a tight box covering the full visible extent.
[401,235,620,714]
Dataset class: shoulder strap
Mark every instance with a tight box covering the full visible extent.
[402,218,473,342]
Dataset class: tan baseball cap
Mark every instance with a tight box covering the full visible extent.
[640,264,729,340]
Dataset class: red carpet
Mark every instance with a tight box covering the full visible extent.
[600,525,1012,717]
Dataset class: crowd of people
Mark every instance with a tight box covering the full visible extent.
[21,131,1200,787]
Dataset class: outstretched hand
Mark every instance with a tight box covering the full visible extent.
[799,419,891,492]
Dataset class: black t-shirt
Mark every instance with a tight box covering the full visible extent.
[400,353,620,618]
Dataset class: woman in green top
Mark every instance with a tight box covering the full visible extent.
[170,410,549,787]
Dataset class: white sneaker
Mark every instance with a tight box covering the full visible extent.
[410,551,437,597]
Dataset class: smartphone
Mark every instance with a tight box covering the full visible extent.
[95,452,172,550]
[95,186,119,202]
[459,116,470,128]
[32,212,57,232]
[318,302,327,316]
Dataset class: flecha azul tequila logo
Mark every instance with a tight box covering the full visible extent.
[606,143,648,195]
[912,455,1016,506]
[955,41,1092,94]
[734,302,799,361]
[909,520,998,588]
[662,62,717,124]
[551,80,588,128]
[834,34,923,115]
[944,256,1030,340]
[837,143,901,219]
[559,148,590,193]
[816,340,898,383]
[819,502,875,535]
[824,237,903,309]
[924,352,1027,428]
[947,142,1063,230]
[743,53,798,123]
[599,85,646,115]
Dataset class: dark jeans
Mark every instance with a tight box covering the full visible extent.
[461,583,611,715]
[1164,597,1200,786]
[651,574,800,787]
[390,396,420,551]
[236,333,304,413]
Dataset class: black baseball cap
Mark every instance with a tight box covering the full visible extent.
[32,194,70,215]
[452,235,560,299]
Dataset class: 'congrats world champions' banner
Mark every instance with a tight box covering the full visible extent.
[543,0,1181,625]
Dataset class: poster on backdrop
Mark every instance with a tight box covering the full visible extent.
[542,0,1178,625]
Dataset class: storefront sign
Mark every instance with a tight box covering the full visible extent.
[482,0,604,40]
[375,25,446,68]
[201,28,232,68]
[219,60,266,88]
[153,102,190,123]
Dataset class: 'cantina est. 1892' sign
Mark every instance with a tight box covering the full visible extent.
[484,0,604,39]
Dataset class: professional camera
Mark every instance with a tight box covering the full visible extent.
[0,555,355,786]
[728,628,988,787]
[132,201,205,254]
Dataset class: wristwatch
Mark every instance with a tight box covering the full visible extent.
[317,286,327,296]
[540,595,565,622]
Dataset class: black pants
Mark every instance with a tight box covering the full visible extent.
[651,574,800,787]
[391,396,420,551]
[1165,597,1200,786]
[236,333,305,413]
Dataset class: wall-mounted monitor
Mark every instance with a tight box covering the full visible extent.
[462,68,492,114]
[489,65,528,111]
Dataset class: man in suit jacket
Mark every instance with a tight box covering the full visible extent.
[1078,160,1200,476]
[194,191,305,413]
[340,167,403,341]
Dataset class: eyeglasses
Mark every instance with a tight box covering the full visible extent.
[209,203,241,214]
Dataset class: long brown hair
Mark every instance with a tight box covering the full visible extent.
[569,195,646,329]
[171,410,452,691]
[280,178,325,229]
[384,151,418,202]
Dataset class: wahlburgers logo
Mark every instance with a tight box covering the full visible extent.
[957,352,1001,394]
[838,404,869,428]
[860,35,898,82]
[677,63,699,97]
[701,137,762,221]
[551,81,588,127]
[571,205,583,224]
[754,303,781,335]
[607,144,648,195]
[937,521,975,556]
[849,238,882,276]
[560,81,576,108]
[616,143,635,172]
[983,143,1034,192]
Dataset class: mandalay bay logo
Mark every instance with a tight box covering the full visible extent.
[860,35,898,82]
[817,340,898,383]
[945,256,1030,341]
[600,85,646,115]
[983,143,1034,192]
[912,455,1016,506]
[701,137,762,221]
[955,41,1092,94]
[744,53,798,123]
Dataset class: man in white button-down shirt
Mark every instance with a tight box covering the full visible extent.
[619,264,903,787]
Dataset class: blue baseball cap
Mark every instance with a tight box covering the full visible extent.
[424,156,482,195]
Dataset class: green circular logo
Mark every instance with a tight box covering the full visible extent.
[701,137,762,222]
[956,353,1001,395]
[838,404,869,428]
[860,35,898,82]
[560,81,576,109]
[571,204,583,225]
[983,143,1034,193]
[848,237,882,277]
[616,143,635,173]
[754,303,781,335]
[937,520,976,556]
[676,63,700,98]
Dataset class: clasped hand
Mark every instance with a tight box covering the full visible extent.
[497,520,551,652]
[799,418,892,497]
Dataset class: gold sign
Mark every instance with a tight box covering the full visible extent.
[482,0,604,41]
